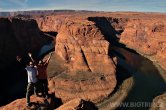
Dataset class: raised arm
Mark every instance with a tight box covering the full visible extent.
[28,53,35,63]
[45,52,53,64]
[16,56,22,62]
[16,56,26,68]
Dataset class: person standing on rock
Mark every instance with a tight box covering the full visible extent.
[16,56,38,107]
[28,52,53,99]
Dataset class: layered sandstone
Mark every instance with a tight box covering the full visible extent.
[0,95,55,110]
[120,18,166,70]
[150,93,166,110]
[37,17,117,103]
[34,13,166,104]
[87,14,166,70]
[0,97,97,110]
[56,98,98,110]
[36,16,117,73]
[1,12,166,109]
[0,14,118,106]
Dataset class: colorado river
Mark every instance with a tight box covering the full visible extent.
[33,42,166,110]
[98,46,166,110]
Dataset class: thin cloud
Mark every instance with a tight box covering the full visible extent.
[9,0,28,7]
[0,0,165,12]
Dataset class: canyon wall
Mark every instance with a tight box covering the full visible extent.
[120,18,166,70]
[1,12,166,109]
[35,16,117,103]
[0,17,52,106]
[88,14,166,71]
[87,14,166,71]
[0,17,51,69]
[150,93,166,110]
[0,15,118,106]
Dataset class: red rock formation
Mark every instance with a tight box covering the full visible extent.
[0,97,97,110]
[55,19,116,74]
[87,13,166,71]
[36,16,117,74]
[2,11,166,109]
[35,16,117,103]
[0,15,117,107]
[0,95,54,110]
[150,93,166,110]
[34,13,166,104]
[56,98,98,110]
[120,18,166,70]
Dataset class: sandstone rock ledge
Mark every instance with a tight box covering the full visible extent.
[150,93,166,110]
[0,95,54,110]
[120,18,166,71]
[56,98,98,110]
[38,16,117,104]
[48,72,116,103]
[0,96,98,110]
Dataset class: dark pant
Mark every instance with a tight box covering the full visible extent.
[26,82,38,104]
[38,79,49,98]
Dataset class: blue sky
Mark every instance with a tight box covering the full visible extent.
[0,0,166,12]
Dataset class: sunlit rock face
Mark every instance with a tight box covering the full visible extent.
[120,18,166,70]
[0,15,117,106]
[150,93,166,110]
[35,16,117,103]
[2,11,166,108]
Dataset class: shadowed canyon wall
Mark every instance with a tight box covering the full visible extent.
[0,17,52,106]
[0,16,118,106]
[36,16,117,103]
[87,15,166,71]
[0,12,166,108]
[35,14,166,106]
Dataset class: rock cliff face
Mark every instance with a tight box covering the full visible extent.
[0,96,46,110]
[150,93,166,110]
[56,98,98,110]
[0,17,50,69]
[88,14,166,71]
[0,17,52,106]
[36,16,117,74]
[34,13,166,104]
[1,12,166,109]
[120,18,166,70]
[0,97,97,110]
[0,15,118,107]
[36,16,117,103]
[87,14,166,71]
[0,95,56,110]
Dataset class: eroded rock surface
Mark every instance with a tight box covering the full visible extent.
[0,95,55,110]
[1,12,166,109]
[37,17,117,103]
[150,93,166,110]
[120,18,166,70]
[56,98,98,110]
[0,97,97,110]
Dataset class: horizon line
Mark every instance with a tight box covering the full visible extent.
[0,9,166,14]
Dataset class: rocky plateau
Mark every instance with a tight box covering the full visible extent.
[0,11,166,110]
